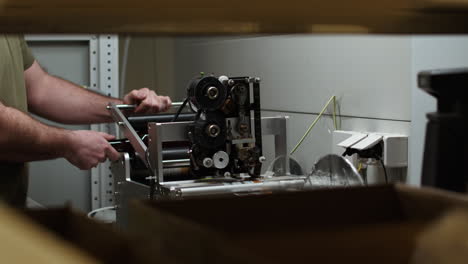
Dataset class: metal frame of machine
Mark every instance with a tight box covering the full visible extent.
[108,76,306,227]
[110,107,305,227]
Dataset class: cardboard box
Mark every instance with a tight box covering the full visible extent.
[0,205,99,263]
[0,203,182,263]
[410,209,468,264]
[128,184,468,264]
[23,207,142,264]
[1,0,468,33]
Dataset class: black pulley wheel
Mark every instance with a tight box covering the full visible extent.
[187,76,227,111]
[190,111,226,149]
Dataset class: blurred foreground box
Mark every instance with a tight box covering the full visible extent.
[0,206,153,264]
[23,207,142,264]
[2,184,467,263]
[128,184,468,264]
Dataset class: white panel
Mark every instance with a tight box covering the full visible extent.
[175,35,412,120]
[261,110,410,174]
[383,136,408,168]
[27,41,91,212]
[409,36,468,186]
[119,36,156,95]
[337,133,367,148]
[351,134,383,150]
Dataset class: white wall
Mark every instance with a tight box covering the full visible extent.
[125,35,468,183]
[173,36,412,174]
[409,36,468,186]
[119,36,180,99]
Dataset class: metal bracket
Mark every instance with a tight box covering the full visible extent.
[148,121,192,185]
[108,103,149,168]
[144,116,291,197]
[261,116,291,175]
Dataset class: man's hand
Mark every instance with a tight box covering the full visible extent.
[123,88,172,114]
[64,130,121,170]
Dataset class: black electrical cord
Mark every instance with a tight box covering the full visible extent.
[172,97,189,122]
[188,100,198,113]
[379,159,389,184]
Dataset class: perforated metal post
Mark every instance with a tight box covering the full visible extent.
[89,35,101,210]
[93,35,119,209]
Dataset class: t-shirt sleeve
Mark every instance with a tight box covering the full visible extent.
[19,36,35,70]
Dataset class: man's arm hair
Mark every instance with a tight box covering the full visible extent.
[0,101,71,162]
[25,61,122,124]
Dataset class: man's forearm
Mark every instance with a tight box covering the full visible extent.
[26,62,122,124]
[0,104,71,162]
[26,61,172,125]
[29,75,122,124]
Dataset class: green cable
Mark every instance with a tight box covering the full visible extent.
[290,95,337,155]
[333,96,338,130]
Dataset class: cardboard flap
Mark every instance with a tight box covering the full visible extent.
[2,0,468,33]
[24,207,139,264]
[129,184,448,264]
[0,204,99,264]
[396,183,468,219]
[133,185,412,240]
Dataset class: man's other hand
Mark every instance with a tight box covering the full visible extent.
[123,88,172,114]
[64,130,121,170]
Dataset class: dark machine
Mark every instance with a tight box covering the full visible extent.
[418,68,468,192]
[108,75,306,227]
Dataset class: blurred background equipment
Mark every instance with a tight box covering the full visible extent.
[308,154,364,187]
[335,130,408,185]
[418,68,468,192]
[264,155,304,177]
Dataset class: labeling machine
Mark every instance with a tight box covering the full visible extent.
[108,75,307,227]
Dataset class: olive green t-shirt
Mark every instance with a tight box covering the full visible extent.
[0,35,35,206]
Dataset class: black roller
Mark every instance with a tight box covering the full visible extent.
[162,147,190,160]
[128,113,196,131]
[109,140,189,161]
[187,76,228,111]
[189,110,226,150]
